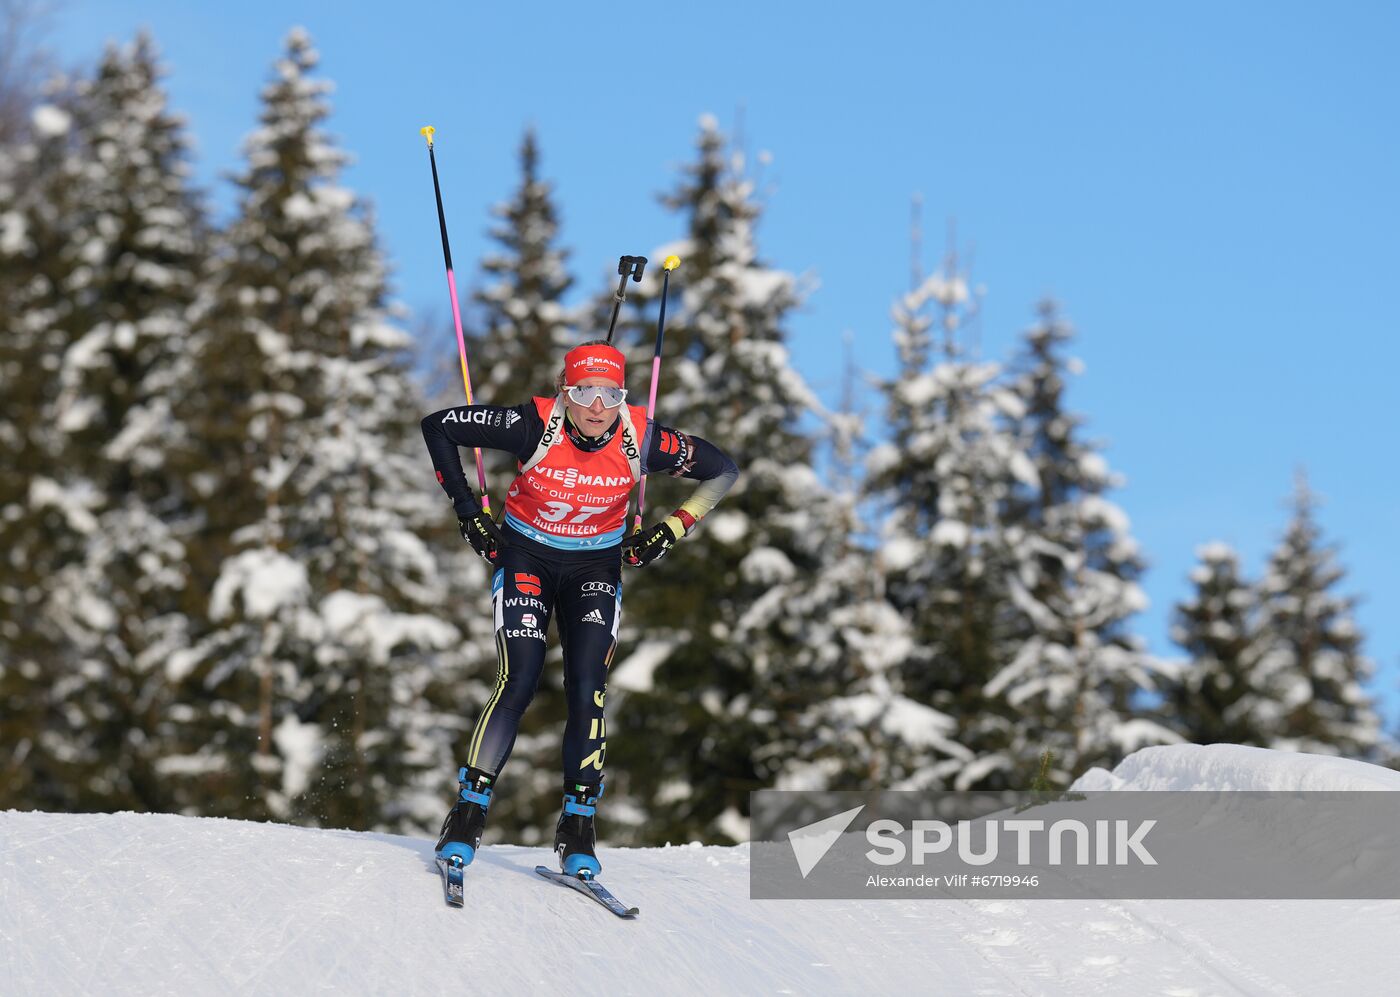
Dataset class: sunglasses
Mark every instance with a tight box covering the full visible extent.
[565,384,628,409]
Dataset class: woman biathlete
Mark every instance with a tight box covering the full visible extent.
[421,341,738,877]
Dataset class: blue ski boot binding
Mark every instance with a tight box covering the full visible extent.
[436,766,494,867]
[555,779,603,878]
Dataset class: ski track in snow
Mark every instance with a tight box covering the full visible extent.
[5,808,1400,995]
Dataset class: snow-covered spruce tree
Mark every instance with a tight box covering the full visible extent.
[468,127,575,409]
[601,116,847,842]
[20,35,212,813]
[168,29,468,830]
[760,347,968,793]
[1251,474,1380,758]
[986,301,1172,786]
[0,38,209,811]
[768,475,970,793]
[865,263,1036,791]
[1166,542,1273,746]
[0,78,89,810]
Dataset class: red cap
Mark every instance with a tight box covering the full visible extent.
[563,344,626,386]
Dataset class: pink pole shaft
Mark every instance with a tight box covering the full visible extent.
[633,353,664,530]
[446,267,492,514]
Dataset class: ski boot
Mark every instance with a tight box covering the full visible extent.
[554,778,603,878]
[436,766,495,867]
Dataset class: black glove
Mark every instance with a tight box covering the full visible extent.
[459,509,505,564]
[621,519,679,568]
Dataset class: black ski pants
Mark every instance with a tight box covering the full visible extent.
[465,542,620,784]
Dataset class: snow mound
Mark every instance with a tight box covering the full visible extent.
[5,744,1400,995]
[1072,742,1400,792]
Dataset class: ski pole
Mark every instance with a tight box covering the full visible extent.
[633,255,681,531]
[604,255,647,344]
[420,125,492,514]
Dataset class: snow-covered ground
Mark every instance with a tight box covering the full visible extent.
[4,744,1399,995]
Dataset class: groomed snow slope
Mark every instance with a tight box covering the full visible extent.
[4,744,1399,996]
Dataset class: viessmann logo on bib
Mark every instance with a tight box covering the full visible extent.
[538,466,631,489]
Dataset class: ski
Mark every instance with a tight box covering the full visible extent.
[436,856,465,908]
[534,865,638,918]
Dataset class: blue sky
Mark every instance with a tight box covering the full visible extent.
[51,1,1399,723]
